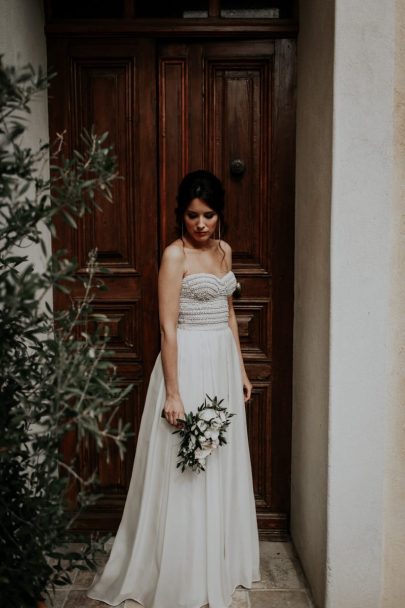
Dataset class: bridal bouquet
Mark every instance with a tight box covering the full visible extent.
[163,394,235,473]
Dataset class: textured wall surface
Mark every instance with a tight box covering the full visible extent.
[0,0,48,145]
[293,0,398,607]
[326,1,394,606]
[381,0,405,605]
[291,0,334,606]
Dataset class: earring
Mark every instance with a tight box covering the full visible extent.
[181,222,184,238]
[218,219,221,242]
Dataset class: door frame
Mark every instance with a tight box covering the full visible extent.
[46,19,297,541]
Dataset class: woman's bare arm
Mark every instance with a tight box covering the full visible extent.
[158,245,185,425]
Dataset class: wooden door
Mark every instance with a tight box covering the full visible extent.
[158,39,295,539]
[47,35,295,539]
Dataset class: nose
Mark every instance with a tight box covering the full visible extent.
[197,217,205,228]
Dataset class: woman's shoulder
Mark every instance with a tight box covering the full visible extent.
[217,240,232,271]
[161,240,185,262]
[161,241,184,266]
[217,239,232,253]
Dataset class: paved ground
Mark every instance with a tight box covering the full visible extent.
[46,541,315,608]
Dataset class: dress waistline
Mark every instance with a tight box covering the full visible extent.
[177,322,229,332]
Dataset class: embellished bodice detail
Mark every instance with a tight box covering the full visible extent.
[177,271,237,330]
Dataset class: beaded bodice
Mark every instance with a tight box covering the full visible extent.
[177,271,237,330]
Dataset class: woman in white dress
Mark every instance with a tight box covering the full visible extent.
[87,170,261,608]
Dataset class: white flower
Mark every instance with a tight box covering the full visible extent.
[197,419,208,432]
[219,411,227,423]
[210,419,221,430]
[88,347,96,359]
[204,429,219,442]
[195,447,212,460]
[199,408,217,422]
[202,436,219,449]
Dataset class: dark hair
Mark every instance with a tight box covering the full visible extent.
[174,170,228,240]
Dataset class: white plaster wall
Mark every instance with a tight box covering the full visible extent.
[0,0,48,149]
[293,0,399,606]
[0,0,50,273]
[381,0,405,605]
[291,0,334,605]
[326,1,394,605]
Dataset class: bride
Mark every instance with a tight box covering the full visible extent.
[87,170,261,608]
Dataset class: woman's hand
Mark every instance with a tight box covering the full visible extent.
[163,395,185,427]
[242,370,253,403]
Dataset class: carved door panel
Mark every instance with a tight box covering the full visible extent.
[47,38,160,530]
[47,36,295,539]
[158,39,295,538]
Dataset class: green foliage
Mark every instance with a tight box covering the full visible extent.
[0,57,132,606]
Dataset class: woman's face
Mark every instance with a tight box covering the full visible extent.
[183,198,218,246]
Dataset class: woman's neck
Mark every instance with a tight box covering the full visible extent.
[182,237,217,252]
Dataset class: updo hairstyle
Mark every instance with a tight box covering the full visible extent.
[174,170,228,240]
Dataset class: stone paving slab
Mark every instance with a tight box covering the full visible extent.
[45,541,315,608]
[250,589,314,608]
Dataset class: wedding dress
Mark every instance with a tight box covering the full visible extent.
[87,270,261,608]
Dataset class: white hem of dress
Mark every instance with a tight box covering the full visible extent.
[86,573,262,608]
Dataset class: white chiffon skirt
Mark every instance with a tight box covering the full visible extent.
[87,325,261,608]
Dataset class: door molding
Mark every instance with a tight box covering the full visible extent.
[45,20,298,39]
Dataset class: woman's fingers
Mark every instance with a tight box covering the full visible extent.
[164,409,183,426]
[243,382,252,402]
[175,413,185,428]
[163,396,185,425]
[174,411,184,427]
